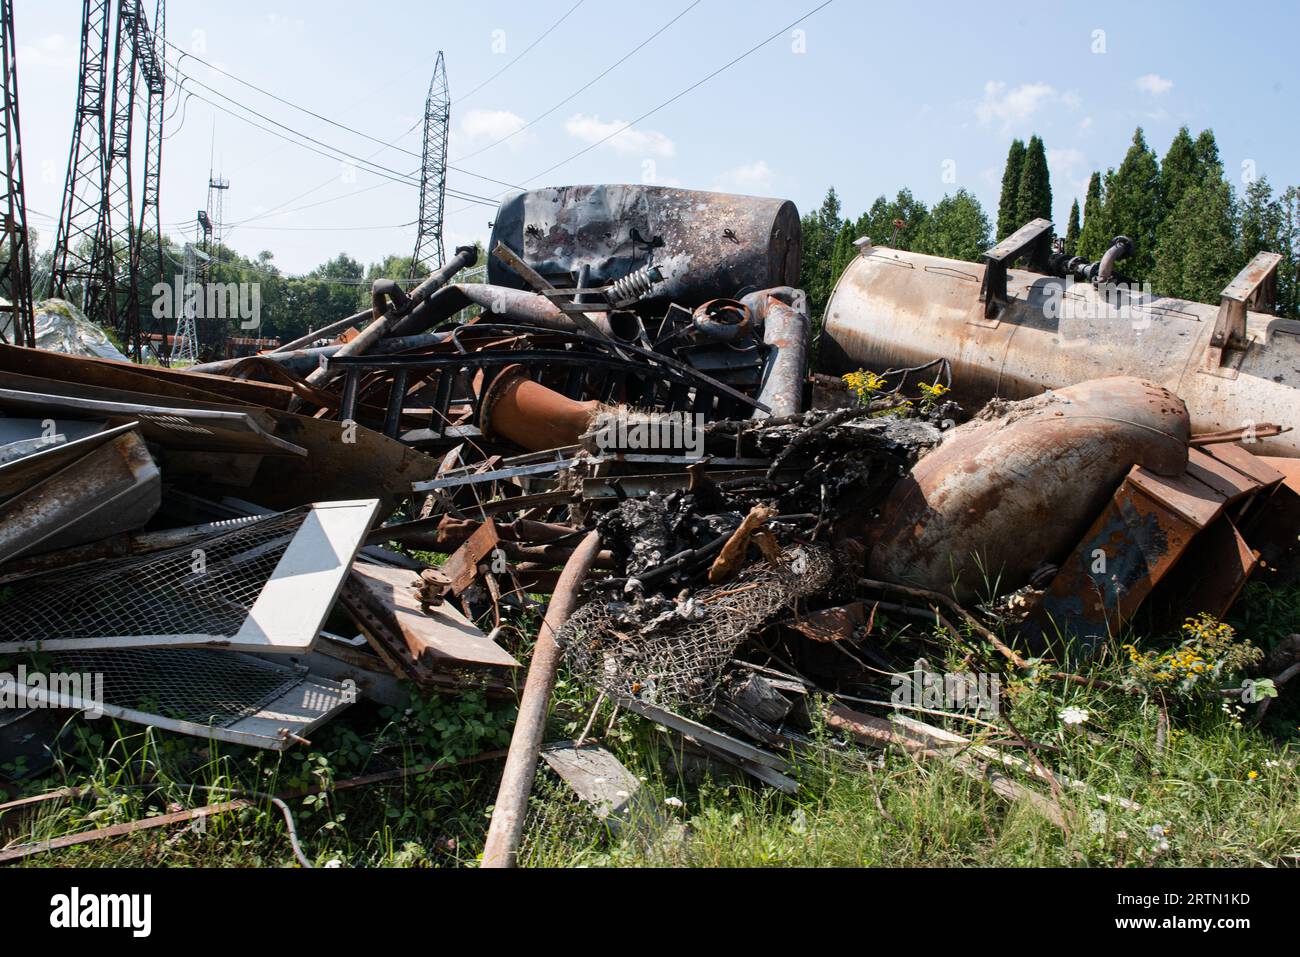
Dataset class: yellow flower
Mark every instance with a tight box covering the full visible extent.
[1247,770,1259,780]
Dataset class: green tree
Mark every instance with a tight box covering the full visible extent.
[828,221,858,291]
[1014,134,1052,229]
[1239,176,1282,266]
[1160,126,1200,220]
[1076,171,1108,262]
[857,189,929,251]
[799,186,844,323]
[1277,186,1300,318]
[1194,129,1225,182]
[1152,179,1239,302]
[996,138,1026,240]
[1103,128,1163,279]
[1064,199,1081,255]
[914,189,992,262]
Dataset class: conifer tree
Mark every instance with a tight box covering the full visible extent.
[1014,134,1053,228]
[1102,128,1163,278]
[1076,171,1108,262]
[1160,126,1200,220]
[1064,199,1081,255]
[996,139,1026,240]
[915,190,992,262]
[1152,179,1238,302]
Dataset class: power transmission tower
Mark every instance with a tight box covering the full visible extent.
[134,0,165,361]
[192,209,209,350]
[206,174,228,267]
[173,240,197,363]
[411,51,449,277]
[0,0,34,347]
[94,0,143,356]
[49,0,111,311]
[198,173,227,352]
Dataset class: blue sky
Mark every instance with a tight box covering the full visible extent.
[15,0,1300,275]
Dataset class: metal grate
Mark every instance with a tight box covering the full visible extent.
[54,647,304,728]
[0,511,306,648]
[560,547,835,715]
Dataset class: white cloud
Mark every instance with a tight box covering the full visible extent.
[563,113,675,158]
[975,81,1058,129]
[1047,147,1087,171]
[458,109,535,150]
[712,160,775,193]
[266,13,306,30]
[18,34,76,70]
[1135,73,1173,95]
[1047,148,1092,202]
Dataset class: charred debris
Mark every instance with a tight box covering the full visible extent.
[2,186,1299,864]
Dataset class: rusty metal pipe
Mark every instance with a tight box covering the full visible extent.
[1096,236,1134,283]
[370,278,410,319]
[755,295,810,418]
[302,246,478,391]
[479,363,602,451]
[190,331,455,378]
[270,310,369,354]
[390,282,620,339]
[481,530,603,868]
[402,244,479,312]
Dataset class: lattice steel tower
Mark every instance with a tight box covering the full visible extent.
[173,240,197,363]
[204,173,228,278]
[96,0,143,352]
[0,0,34,346]
[411,51,449,276]
[134,0,165,360]
[49,0,111,310]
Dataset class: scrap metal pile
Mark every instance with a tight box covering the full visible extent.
[2,188,1299,864]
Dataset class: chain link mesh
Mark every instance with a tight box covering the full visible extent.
[559,546,835,714]
[54,647,306,728]
[0,511,306,649]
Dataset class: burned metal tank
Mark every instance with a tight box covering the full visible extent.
[488,185,801,308]
[821,234,1300,457]
[867,376,1191,604]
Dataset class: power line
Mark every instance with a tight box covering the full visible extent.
[169,62,421,185]
[221,178,400,228]
[168,60,514,206]
[164,246,449,286]
[165,36,422,158]
[523,0,835,185]
[229,221,417,232]
[459,0,586,103]
[163,42,524,192]
[180,87,415,186]
[441,0,836,221]
[452,0,702,163]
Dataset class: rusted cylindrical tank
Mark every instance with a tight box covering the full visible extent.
[488,185,801,307]
[866,377,1190,603]
[822,246,1300,456]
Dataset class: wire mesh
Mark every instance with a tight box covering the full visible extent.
[52,647,306,728]
[560,546,835,715]
[0,510,307,648]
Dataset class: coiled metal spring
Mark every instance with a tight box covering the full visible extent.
[607,264,663,306]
